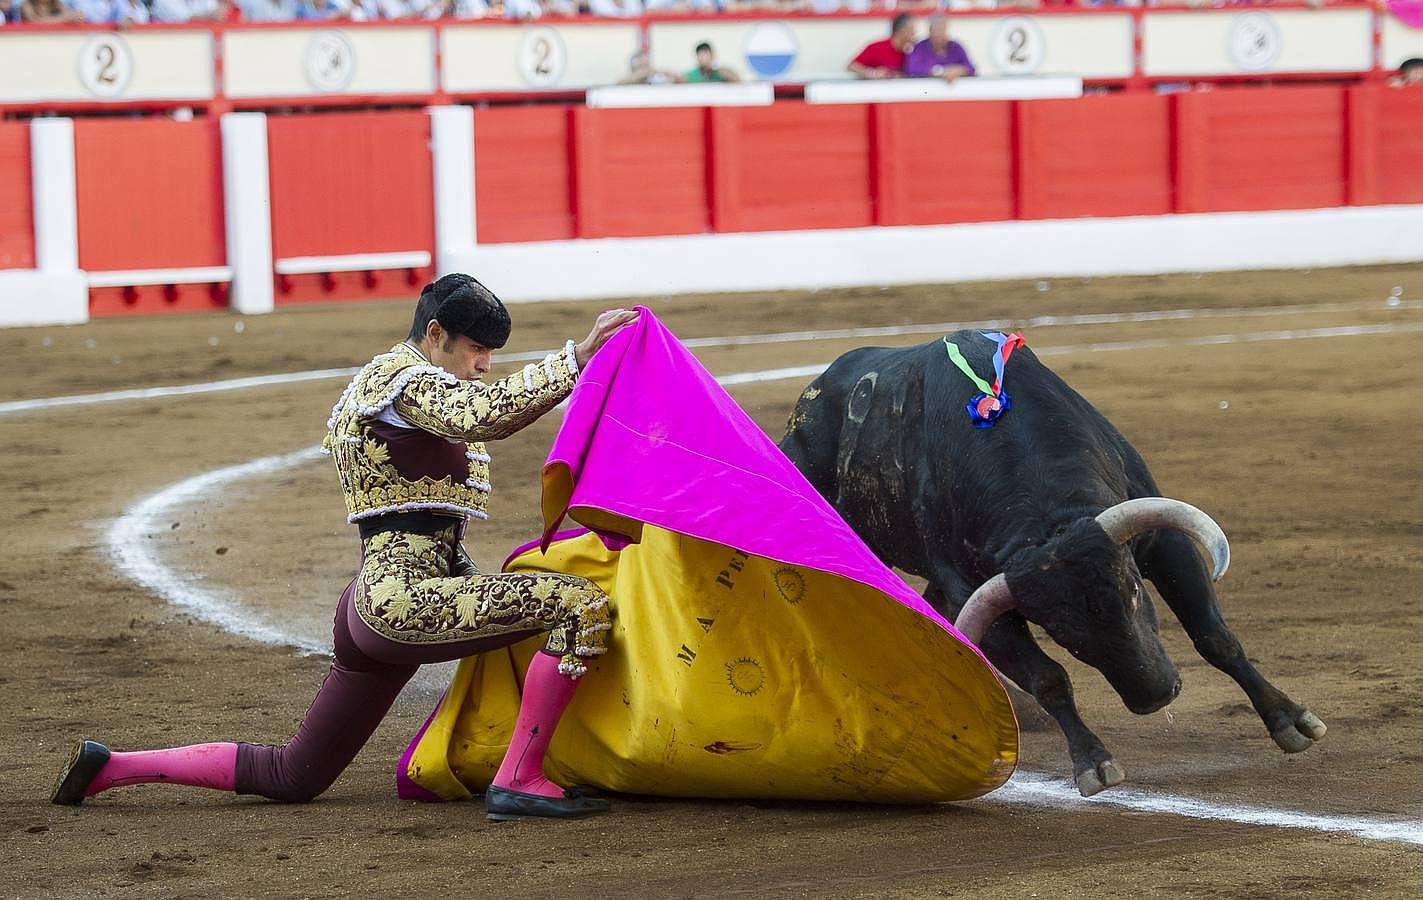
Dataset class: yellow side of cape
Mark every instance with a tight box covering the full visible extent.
[403,527,1018,804]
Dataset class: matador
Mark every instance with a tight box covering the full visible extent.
[53,274,639,820]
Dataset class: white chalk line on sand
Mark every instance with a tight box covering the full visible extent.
[5,297,1418,417]
[991,774,1423,847]
[105,445,332,657]
[101,316,1423,847]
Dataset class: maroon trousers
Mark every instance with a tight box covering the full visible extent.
[233,580,540,802]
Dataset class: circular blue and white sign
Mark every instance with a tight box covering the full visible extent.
[743,22,798,80]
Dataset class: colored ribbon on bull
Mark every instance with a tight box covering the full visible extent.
[943,331,1026,428]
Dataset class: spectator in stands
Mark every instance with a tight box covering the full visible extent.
[1,0,20,23]
[23,0,83,20]
[70,0,150,23]
[239,0,298,20]
[643,0,718,10]
[806,0,873,12]
[297,0,351,18]
[621,49,683,85]
[348,0,412,18]
[1394,58,1423,88]
[151,0,242,21]
[426,0,497,17]
[848,13,917,80]
[587,0,643,16]
[685,41,741,82]
[904,15,975,81]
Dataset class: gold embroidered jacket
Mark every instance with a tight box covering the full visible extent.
[323,340,580,523]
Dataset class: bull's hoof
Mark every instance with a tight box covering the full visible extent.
[1075,759,1126,797]
[1271,710,1328,754]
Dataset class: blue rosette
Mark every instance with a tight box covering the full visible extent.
[966,391,1011,428]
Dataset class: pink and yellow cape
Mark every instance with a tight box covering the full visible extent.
[398,309,1018,803]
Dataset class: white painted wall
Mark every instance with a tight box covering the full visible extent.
[444,206,1423,303]
[0,271,88,328]
[0,31,214,104]
[222,27,436,99]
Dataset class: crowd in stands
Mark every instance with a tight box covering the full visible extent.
[0,0,1366,26]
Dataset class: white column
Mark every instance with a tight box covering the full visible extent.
[221,112,274,315]
[0,118,88,327]
[428,105,477,276]
[30,118,79,273]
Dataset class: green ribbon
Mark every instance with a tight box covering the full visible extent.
[943,337,994,396]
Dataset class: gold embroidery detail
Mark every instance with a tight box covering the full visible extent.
[354,526,612,671]
[324,343,575,523]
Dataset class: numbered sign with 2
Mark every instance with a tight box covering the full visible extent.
[990,17,1047,76]
[79,34,135,99]
[518,27,567,88]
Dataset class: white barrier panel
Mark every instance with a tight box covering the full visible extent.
[0,30,213,104]
[448,206,1423,303]
[221,113,274,316]
[805,76,1083,104]
[30,119,78,274]
[1381,15,1423,70]
[649,19,885,83]
[1143,9,1373,77]
[0,271,89,328]
[586,82,775,108]
[223,26,436,99]
[442,23,640,92]
[947,14,1134,80]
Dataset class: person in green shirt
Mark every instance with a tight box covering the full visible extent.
[684,41,741,84]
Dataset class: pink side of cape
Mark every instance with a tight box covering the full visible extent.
[543,308,985,653]
[1388,0,1423,29]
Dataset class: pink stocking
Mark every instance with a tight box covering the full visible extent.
[491,652,580,799]
[86,743,238,797]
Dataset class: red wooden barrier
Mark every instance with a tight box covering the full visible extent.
[1175,86,1347,215]
[267,110,434,304]
[1347,84,1423,207]
[872,101,1014,227]
[0,123,34,271]
[73,118,227,316]
[711,103,873,233]
[1377,88,1423,205]
[474,106,575,245]
[1017,93,1172,220]
[573,107,709,239]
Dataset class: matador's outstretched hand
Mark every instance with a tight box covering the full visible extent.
[575,308,640,369]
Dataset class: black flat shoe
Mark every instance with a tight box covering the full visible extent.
[51,740,111,806]
[485,784,610,821]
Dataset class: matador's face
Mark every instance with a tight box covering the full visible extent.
[427,329,493,381]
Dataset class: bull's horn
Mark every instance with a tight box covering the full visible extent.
[953,574,1016,645]
[1095,497,1231,581]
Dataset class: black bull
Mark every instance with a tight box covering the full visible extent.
[778,331,1326,796]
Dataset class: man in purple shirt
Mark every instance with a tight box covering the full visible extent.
[905,16,976,82]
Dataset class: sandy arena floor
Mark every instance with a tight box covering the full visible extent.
[1,266,1421,898]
